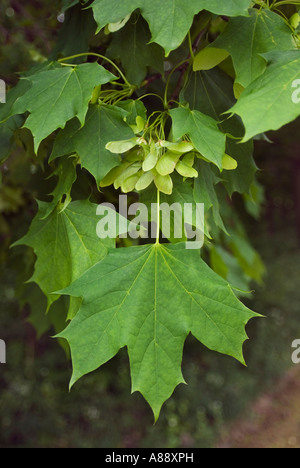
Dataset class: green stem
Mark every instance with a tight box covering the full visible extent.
[58,52,131,87]
[188,31,195,60]
[163,59,189,108]
[272,0,300,6]
[254,0,270,8]
[137,93,165,105]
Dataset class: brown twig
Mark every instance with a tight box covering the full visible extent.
[170,63,189,103]
[141,73,162,87]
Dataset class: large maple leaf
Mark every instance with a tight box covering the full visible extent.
[58,243,259,420]
[91,0,252,55]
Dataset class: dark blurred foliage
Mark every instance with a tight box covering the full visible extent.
[0,0,300,448]
[1,220,300,448]
[0,0,59,83]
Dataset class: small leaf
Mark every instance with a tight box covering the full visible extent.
[9,63,116,152]
[193,48,230,71]
[117,99,147,128]
[51,104,135,185]
[58,243,259,420]
[222,154,238,171]
[42,157,78,219]
[170,107,226,170]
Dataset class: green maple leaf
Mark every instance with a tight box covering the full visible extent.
[181,68,257,194]
[194,160,227,234]
[43,157,78,219]
[0,81,30,124]
[0,62,60,124]
[222,138,257,196]
[228,51,300,142]
[211,9,295,88]
[0,115,23,164]
[116,99,147,127]
[8,63,116,152]
[58,242,259,420]
[181,68,235,119]
[210,246,251,292]
[107,16,164,85]
[18,283,72,352]
[91,0,251,55]
[50,104,135,184]
[170,107,226,170]
[13,200,127,310]
[228,232,265,285]
[51,4,97,62]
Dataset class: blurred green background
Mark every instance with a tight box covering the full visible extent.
[1,0,300,448]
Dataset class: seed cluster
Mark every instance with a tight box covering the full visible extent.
[102,136,199,195]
